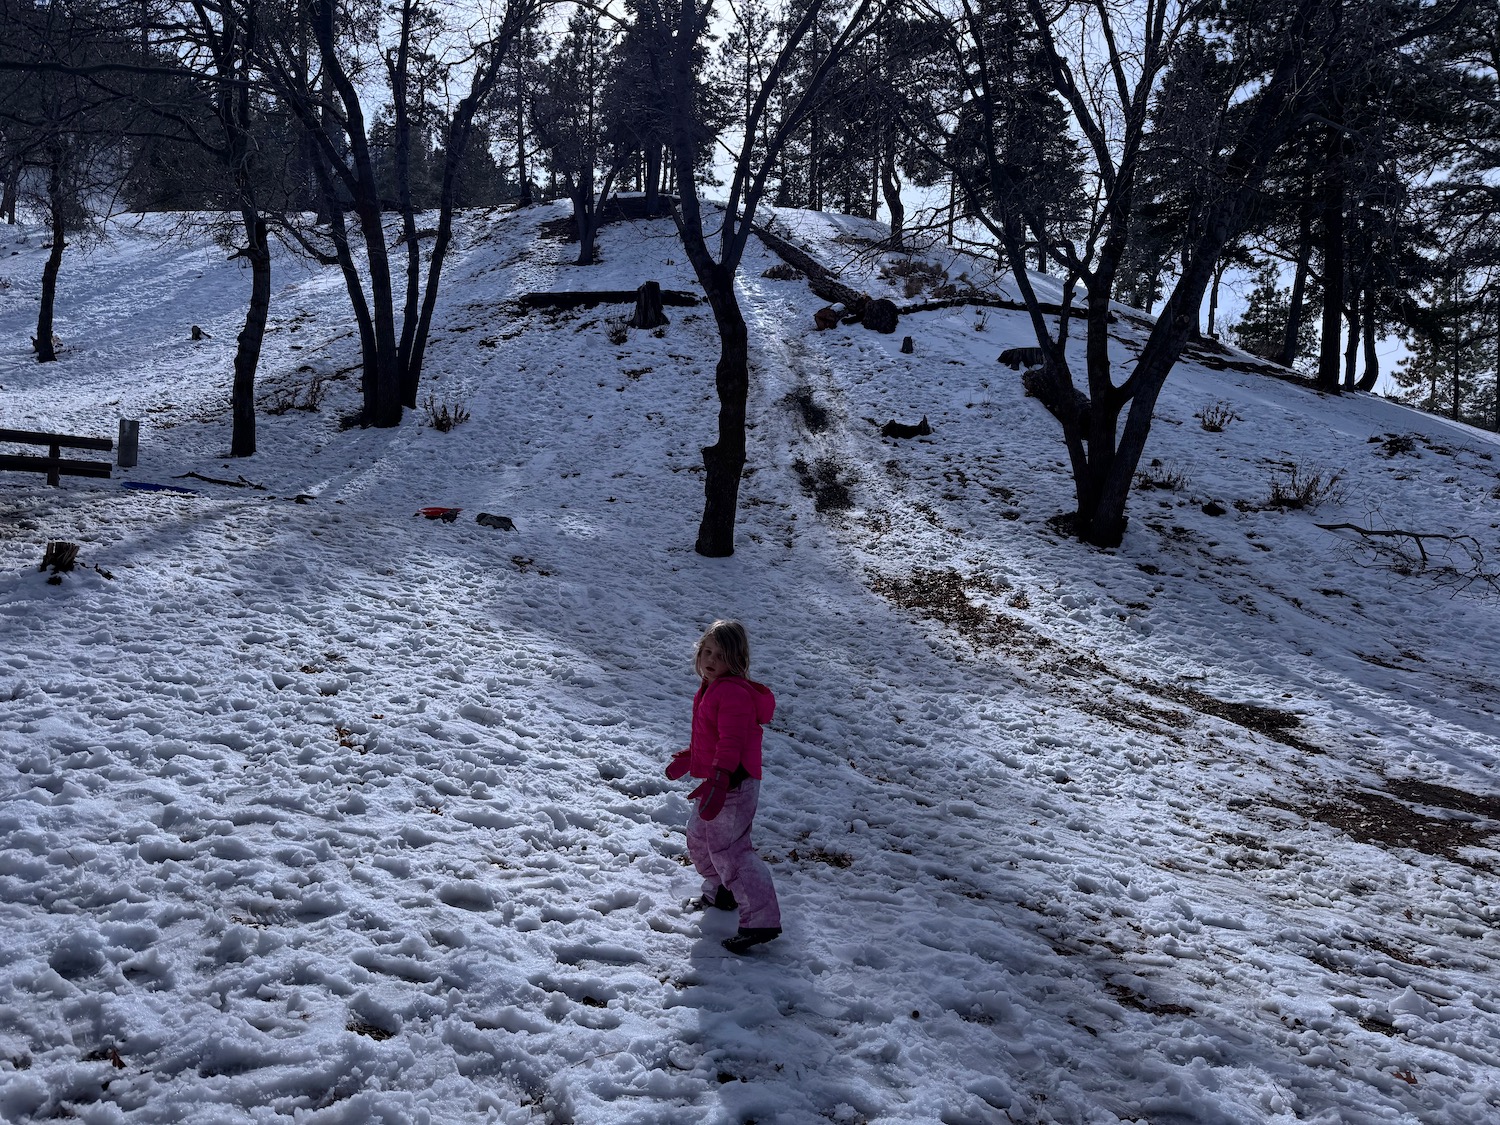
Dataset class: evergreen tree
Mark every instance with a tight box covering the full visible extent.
[534,7,627,265]
[1230,264,1320,368]
[1395,257,1500,427]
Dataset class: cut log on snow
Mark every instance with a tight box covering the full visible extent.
[881,416,931,439]
[813,306,841,331]
[627,281,670,329]
[999,346,1047,370]
[752,222,865,310]
[520,289,699,311]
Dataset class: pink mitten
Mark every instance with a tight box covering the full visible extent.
[688,769,732,821]
[665,751,691,780]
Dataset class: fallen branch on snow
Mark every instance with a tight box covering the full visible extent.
[1316,522,1500,597]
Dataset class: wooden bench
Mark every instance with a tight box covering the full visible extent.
[0,426,114,486]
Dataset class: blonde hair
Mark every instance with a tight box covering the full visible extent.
[694,619,751,679]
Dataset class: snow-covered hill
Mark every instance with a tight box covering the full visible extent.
[1,203,1498,1124]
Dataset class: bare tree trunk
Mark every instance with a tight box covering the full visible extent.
[1,159,18,224]
[516,91,533,205]
[696,263,749,558]
[1452,312,1463,421]
[644,144,661,214]
[1280,199,1314,367]
[1356,282,1379,391]
[312,158,378,410]
[1493,310,1499,431]
[1316,2,1345,393]
[1205,262,1224,338]
[406,5,532,401]
[1492,313,1499,431]
[34,154,65,364]
[572,163,596,266]
[880,138,903,247]
[390,0,423,397]
[230,215,271,457]
[1317,160,1344,392]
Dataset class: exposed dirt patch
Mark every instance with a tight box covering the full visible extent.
[1302,786,1498,866]
[1106,980,1194,1018]
[869,567,1048,658]
[871,568,1319,751]
[1387,777,1500,821]
[792,456,855,512]
[789,846,854,868]
[347,1020,395,1041]
[783,386,831,432]
[1136,680,1321,754]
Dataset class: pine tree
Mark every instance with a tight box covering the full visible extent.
[1230,265,1320,367]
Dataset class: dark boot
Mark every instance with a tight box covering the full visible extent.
[688,886,738,912]
[722,927,781,955]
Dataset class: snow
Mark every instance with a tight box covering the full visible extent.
[2,201,1499,1124]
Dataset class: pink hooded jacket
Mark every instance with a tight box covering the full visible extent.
[688,675,776,780]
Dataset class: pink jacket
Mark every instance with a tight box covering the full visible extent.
[688,676,775,779]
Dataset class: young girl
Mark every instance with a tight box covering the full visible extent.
[665,620,781,954]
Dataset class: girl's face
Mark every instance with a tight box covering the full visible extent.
[698,638,729,682]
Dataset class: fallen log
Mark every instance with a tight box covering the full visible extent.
[751,222,865,310]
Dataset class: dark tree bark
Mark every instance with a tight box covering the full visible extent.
[516,79,533,205]
[407,4,537,400]
[940,0,1340,547]
[1,158,18,224]
[695,265,750,557]
[258,0,536,424]
[201,0,273,458]
[880,134,904,246]
[1343,281,1361,388]
[230,216,270,457]
[1317,140,1346,392]
[644,144,661,214]
[1279,194,1315,367]
[34,151,65,364]
[653,0,877,555]
[572,164,598,266]
[1316,0,1346,393]
[629,280,669,328]
[1356,282,1379,391]
[390,0,423,400]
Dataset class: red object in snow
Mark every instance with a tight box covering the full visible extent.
[416,506,462,522]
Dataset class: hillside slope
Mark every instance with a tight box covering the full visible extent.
[1,204,1498,1124]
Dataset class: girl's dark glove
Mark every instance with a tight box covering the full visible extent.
[665,751,691,780]
[688,769,732,821]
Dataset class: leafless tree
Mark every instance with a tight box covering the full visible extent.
[646,0,882,556]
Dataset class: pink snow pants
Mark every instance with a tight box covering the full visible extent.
[687,779,781,930]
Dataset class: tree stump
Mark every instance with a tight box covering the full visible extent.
[900,336,914,354]
[41,540,79,577]
[813,306,841,331]
[627,281,669,329]
[861,298,899,334]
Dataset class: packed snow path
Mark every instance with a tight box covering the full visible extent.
[2,206,1498,1123]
